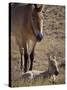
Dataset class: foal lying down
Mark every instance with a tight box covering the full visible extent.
[22,55,59,83]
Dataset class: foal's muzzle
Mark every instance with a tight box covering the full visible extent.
[55,71,59,76]
[36,33,43,41]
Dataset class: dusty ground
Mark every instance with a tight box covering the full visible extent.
[10,5,65,87]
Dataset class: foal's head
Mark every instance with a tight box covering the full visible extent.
[32,4,44,41]
[48,55,59,76]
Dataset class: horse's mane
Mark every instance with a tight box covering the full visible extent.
[10,3,30,8]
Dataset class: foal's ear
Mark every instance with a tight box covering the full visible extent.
[50,55,53,60]
[53,56,56,60]
[48,55,53,62]
[49,55,56,63]
[34,4,43,12]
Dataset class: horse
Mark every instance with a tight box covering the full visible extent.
[11,3,44,72]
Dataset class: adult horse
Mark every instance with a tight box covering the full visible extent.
[11,3,44,72]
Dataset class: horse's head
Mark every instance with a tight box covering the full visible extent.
[48,55,59,76]
[32,4,44,41]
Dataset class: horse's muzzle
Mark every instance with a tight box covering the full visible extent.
[36,33,43,41]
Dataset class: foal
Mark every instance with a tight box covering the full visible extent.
[22,55,59,83]
[48,55,59,83]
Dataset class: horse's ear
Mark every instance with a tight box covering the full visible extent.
[34,4,43,12]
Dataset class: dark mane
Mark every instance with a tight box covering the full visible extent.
[11,3,29,8]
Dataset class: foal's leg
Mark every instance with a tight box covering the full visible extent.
[29,49,34,70]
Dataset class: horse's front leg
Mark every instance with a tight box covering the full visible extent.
[26,40,36,71]
[24,52,28,72]
[21,47,29,73]
[20,48,24,72]
[29,49,34,70]
[27,53,31,71]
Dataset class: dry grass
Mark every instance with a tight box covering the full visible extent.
[10,5,65,87]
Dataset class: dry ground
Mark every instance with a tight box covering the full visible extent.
[10,5,65,87]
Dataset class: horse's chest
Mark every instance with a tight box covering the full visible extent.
[26,40,35,54]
